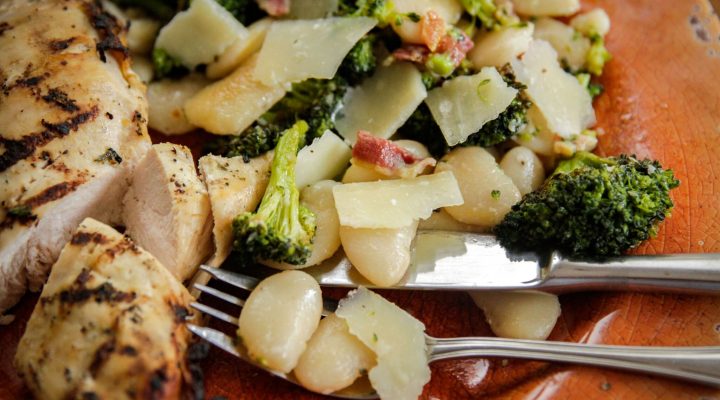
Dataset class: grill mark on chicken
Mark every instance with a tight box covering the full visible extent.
[83,1,128,64]
[49,37,76,52]
[0,106,99,172]
[0,22,11,36]
[147,366,169,398]
[89,338,116,376]
[172,304,190,323]
[24,179,87,209]
[104,236,142,259]
[70,231,108,246]
[42,88,80,112]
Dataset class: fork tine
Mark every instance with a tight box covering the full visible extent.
[187,324,241,357]
[195,283,245,307]
[200,264,260,291]
[190,301,239,325]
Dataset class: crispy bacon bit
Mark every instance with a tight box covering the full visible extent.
[420,11,446,52]
[352,131,436,178]
[436,30,474,66]
[394,27,474,71]
[257,0,290,16]
[393,45,431,64]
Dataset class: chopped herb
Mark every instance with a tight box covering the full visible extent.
[491,189,501,199]
[95,148,123,165]
[372,333,378,342]
[8,205,34,218]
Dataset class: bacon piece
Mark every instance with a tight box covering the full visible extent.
[352,131,436,178]
[257,0,290,16]
[436,30,474,66]
[393,45,431,64]
[420,11,446,52]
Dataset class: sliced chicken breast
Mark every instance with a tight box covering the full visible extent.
[197,153,272,268]
[123,143,213,282]
[0,0,150,313]
[14,218,194,400]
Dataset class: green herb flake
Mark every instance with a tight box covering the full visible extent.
[491,189,501,199]
[7,205,34,219]
[372,333,378,342]
[95,148,123,165]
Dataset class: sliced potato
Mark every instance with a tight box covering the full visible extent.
[185,54,288,134]
[469,290,561,340]
[339,221,418,287]
[262,181,342,270]
[499,146,545,196]
[154,0,248,68]
[511,40,595,139]
[254,17,376,85]
[425,67,517,146]
[206,18,272,80]
[512,0,580,17]
[336,287,431,400]
[148,74,209,135]
[436,147,520,227]
[333,171,463,229]
[533,17,590,72]
[336,62,427,144]
[468,24,534,68]
[238,270,322,373]
[295,131,352,189]
[294,314,376,394]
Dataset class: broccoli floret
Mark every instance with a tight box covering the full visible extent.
[458,0,497,28]
[586,34,612,76]
[576,72,605,99]
[152,48,188,79]
[215,0,266,25]
[232,121,316,265]
[205,123,282,162]
[494,152,680,257]
[396,103,449,158]
[336,0,394,25]
[463,94,531,147]
[338,35,377,86]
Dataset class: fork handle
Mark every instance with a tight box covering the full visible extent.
[539,252,720,293]
[428,336,720,387]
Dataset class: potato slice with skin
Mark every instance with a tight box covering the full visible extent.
[238,270,323,373]
[336,287,431,400]
[499,146,545,196]
[206,18,272,80]
[336,62,427,144]
[333,171,463,229]
[154,0,248,68]
[512,0,580,17]
[425,67,518,146]
[436,147,521,227]
[262,180,342,270]
[468,24,534,68]
[511,40,595,138]
[294,313,376,394]
[148,74,209,135]
[254,17,376,85]
[185,54,288,134]
[339,221,418,287]
[533,17,591,72]
[469,291,561,340]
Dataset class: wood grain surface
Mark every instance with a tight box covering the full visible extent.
[1,0,720,399]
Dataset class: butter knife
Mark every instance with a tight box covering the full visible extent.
[240,231,720,294]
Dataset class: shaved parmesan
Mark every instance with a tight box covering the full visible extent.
[154,0,248,68]
[333,171,463,229]
[511,40,595,138]
[206,18,272,80]
[336,62,427,144]
[254,17,376,85]
[468,24,534,68]
[425,67,517,146]
[533,17,590,72]
[289,0,338,19]
[512,0,580,17]
[336,287,430,400]
[295,131,352,188]
[185,54,287,134]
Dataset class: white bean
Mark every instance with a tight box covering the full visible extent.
[127,18,160,55]
[499,146,545,196]
[512,105,556,156]
[435,147,520,227]
[571,9,611,37]
[294,314,376,394]
[469,291,561,340]
[148,74,209,135]
[262,180,341,270]
[418,209,489,233]
[339,221,419,287]
[237,270,322,373]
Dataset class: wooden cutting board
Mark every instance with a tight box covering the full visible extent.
[1,0,719,398]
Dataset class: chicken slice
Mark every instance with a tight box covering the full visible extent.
[123,143,213,282]
[197,153,272,268]
[14,218,194,400]
[0,0,150,313]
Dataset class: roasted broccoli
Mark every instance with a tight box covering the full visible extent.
[232,121,316,265]
[205,123,282,162]
[336,0,394,25]
[338,34,377,86]
[396,104,449,158]
[576,72,605,99]
[586,34,612,76]
[458,0,498,28]
[494,152,680,257]
[215,0,266,25]
[152,48,187,79]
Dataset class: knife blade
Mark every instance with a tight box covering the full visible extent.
[239,231,720,294]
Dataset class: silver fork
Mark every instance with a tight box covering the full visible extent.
[188,266,720,398]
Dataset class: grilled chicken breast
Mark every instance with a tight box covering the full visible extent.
[0,0,150,313]
[123,143,213,282]
[197,153,272,268]
[15,218,194,400]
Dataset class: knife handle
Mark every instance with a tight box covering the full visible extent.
[540,252,720,293]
